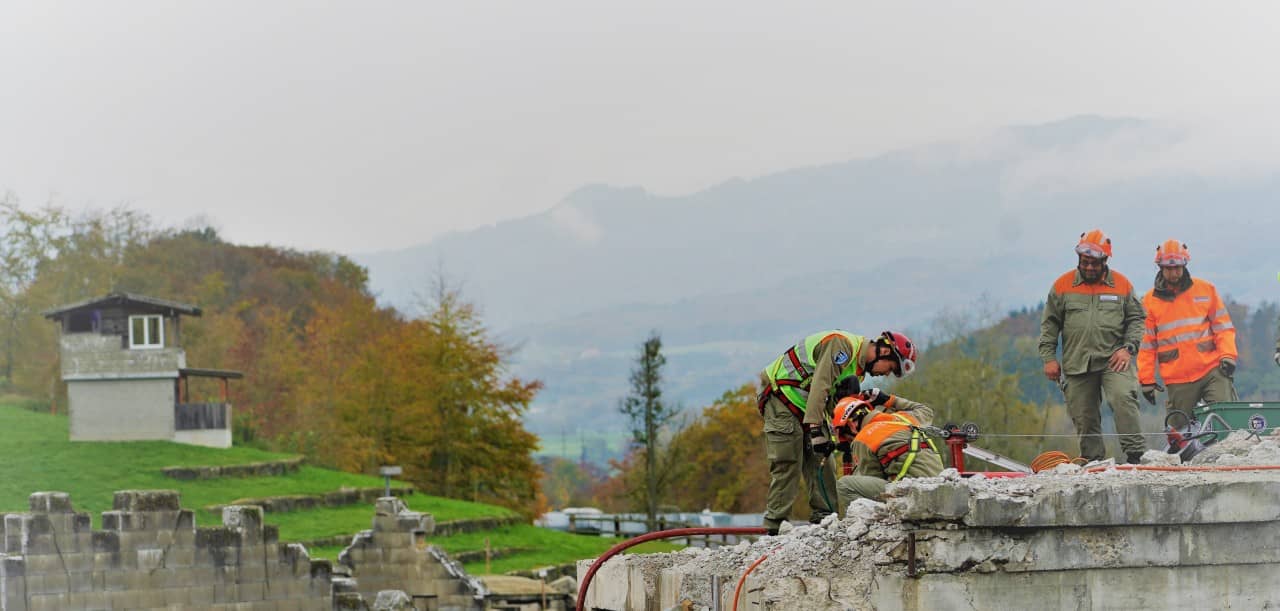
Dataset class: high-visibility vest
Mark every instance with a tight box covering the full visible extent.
[762,331,864,416]
[1138,279,1237,386]
[854,412,939,481]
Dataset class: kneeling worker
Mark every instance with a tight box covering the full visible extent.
[833,390,943,509]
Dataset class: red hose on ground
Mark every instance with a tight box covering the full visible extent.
[575,526,768,611]
[732,545,783,611]
[1085,464,1280,473]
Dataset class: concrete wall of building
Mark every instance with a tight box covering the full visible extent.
[59,333,184,380]
[67,379,174,442]
[0,491,489,611]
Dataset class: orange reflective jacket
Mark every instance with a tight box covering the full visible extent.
[1138,278,1237,385]
[854,412,923,453]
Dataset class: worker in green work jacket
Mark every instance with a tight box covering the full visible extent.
[831,392,943,509]
[1039,229,1148,464]
[757,330,918,535]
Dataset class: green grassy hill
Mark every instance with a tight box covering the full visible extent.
[0,402,676,574]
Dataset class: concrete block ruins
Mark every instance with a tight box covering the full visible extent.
[579,431,1280,610]
[0,490,490,610]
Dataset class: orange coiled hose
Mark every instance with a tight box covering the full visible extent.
[1030,451,1088,473]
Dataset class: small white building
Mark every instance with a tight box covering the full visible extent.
[44,292,242,448]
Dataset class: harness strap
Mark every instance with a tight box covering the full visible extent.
[761,379,806,420]
[877,426,942,481]
[785,346,811,380]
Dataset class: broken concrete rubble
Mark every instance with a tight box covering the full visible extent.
[579,432,1280,610]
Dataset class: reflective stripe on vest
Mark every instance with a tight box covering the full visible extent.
[1138,279,1238,385]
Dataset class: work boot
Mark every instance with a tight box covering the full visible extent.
[1126,452,1144,465]
[765,528,778,536]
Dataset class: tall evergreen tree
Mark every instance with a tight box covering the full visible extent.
[618,331,678,530]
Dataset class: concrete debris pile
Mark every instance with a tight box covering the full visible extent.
[580,458,1280,610]
[655,500,904,605]
[1192,429,1280,465]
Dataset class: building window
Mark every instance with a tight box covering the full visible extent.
[129,315,164,349]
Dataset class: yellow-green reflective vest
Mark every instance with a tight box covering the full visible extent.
[763,330,865,414]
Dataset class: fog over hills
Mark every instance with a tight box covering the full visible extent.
[355,116,1280,435]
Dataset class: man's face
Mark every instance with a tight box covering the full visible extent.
[1077,255,1105,283]
[1160,265,1185,284]
[868,346,898,376]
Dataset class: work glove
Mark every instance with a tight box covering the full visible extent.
[1220,357,1236,378]
[808,426,833,457]
[1141,385,1157,405]
[860,388,892,407]
[835,440,851,454]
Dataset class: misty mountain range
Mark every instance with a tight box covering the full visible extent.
[354,115,1280,436]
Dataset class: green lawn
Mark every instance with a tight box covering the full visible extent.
[305,524,682,574]
[0,404,489,529]
[0,402,673,574]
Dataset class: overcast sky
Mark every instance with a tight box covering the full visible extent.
[2,1,1278,254]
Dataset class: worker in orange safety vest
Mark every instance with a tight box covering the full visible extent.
[1137,239,1238,414]
[830,391,943,510]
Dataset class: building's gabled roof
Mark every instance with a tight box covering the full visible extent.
[43,292,203,320]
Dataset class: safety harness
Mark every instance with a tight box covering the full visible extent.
[758,333,861,419]
[862,413,941,481]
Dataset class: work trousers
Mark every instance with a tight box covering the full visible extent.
[1165,368,1238,416]
[762,395,838,530]
[835,475,886,512]
[1063,367,1146,461]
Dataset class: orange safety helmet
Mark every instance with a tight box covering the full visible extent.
[1075,229,1113,259]
[833,397,873,431]
[1154,239,1190,267]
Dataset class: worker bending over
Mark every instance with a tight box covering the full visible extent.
[833,390,943,509]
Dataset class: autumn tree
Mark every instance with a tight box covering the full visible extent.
[1,201,549,515]
[664,383,768,512]
[0,199,68,390]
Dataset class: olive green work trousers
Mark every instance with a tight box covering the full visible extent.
[1063,367,1147,461]
[835,475,887,511]
[1165,368,1238,416]
[761,395,838,530]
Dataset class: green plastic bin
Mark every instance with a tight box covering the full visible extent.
[1190,402,1280,443]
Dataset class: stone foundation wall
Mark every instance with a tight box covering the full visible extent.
[207,487,415,514]
[162,457,305,481]
[337,497,487,610]
[0,490,488,611]
[1,490,337,610]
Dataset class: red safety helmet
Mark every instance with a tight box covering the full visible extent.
[833,397,872,431]
[879,331,918,378]
[1154,239,1190,267]
[1075,229,1113,259]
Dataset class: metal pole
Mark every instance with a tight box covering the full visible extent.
[711,575,721,611]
